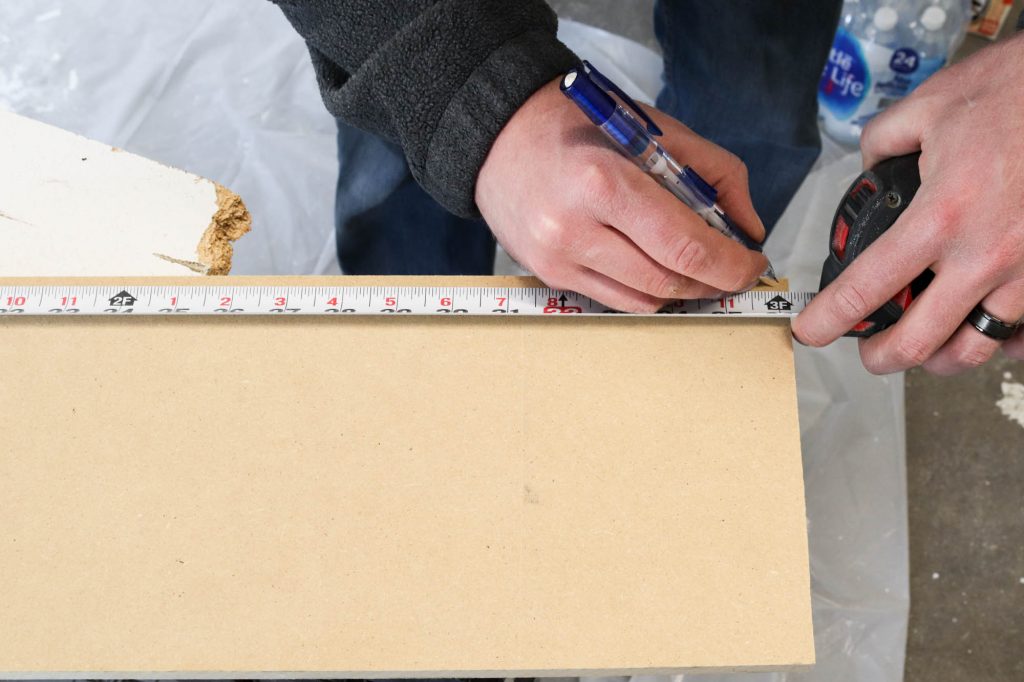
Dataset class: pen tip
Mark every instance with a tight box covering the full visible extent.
[758,262,781,288]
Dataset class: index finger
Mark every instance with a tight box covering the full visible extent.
[598,166,770,293]
[860,95,927,169]
[654,118,766,243]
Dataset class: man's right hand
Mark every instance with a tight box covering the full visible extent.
[475,77,770,313]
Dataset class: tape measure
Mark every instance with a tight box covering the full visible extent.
[0,285,813,318]
[820,152,930,338]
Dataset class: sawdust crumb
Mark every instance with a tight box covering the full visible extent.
[196,184,251,275]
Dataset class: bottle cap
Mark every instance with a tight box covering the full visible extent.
[874,7,899,31]
[921,6,947,31]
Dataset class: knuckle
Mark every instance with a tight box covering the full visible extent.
[578,164,618,211]
[534,217,576,257]
[930,194,964,233]
[983,242,1020,279]
[890,332,932,368]
[953,343,994,369]
[831,282,875,321]
[668,237,709,277]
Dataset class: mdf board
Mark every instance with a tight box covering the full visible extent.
[0,276,813,677]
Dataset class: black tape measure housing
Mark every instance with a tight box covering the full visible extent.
[819,152,933,338]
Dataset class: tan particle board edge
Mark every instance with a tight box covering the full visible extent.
[0,109,250,276]
[0,275,813,677]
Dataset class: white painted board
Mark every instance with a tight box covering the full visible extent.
[0,109,249,276]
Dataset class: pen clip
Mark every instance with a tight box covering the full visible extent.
[682,166,718,204]
[582,60,664,137]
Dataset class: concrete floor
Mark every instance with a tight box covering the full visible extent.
[549,1,1024,679]
[906,355,1024,680]
[904,9,1024,681]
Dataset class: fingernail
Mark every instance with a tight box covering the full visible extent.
[791,328,807,346]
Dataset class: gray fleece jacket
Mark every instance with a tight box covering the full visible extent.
[271,0,578,218]
[272,2,1023,219]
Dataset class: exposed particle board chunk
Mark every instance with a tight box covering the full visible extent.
[0,109,250,275]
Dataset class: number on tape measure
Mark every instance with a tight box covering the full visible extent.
[0,286,814,317]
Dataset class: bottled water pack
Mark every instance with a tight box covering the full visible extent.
[819,0,970,144]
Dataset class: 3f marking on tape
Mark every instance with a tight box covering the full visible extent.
[0,286,814,318]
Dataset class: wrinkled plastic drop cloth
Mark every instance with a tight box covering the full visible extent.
[0,3,907,681]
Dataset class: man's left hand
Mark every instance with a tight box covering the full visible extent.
[793,33,1024,374]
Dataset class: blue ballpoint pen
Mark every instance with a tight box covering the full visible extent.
[560,61,779,284]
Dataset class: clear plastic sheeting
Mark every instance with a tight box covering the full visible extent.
[565,28,910,682]
[0,1,342,275]
[754,139,909,682]
[0,3,907,681]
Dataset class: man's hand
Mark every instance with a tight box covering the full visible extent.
[476,77,769,313]
[793,34,1024,374]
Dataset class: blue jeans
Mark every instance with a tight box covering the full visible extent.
[334,0,842,276]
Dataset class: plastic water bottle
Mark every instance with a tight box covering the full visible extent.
[912,5,957,64]
[818,0,969,145]
[864,5,901,46]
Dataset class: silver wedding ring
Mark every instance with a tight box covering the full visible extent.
[966,305,1022,341]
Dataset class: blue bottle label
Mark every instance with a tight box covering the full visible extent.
[867,44,946,112]
[818,28,870,121]
[820,28,948,143]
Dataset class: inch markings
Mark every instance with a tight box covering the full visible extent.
[0,286,815,318]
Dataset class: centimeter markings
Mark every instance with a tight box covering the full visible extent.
[0,285,815,317]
